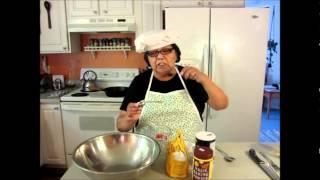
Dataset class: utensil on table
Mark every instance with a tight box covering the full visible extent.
[254,143,280,158]
[248,148,280,180]
[215,145,236,162]
[259,151,280,171]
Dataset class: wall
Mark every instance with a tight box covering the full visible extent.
[40,33,146,80]
[40,52,145,80]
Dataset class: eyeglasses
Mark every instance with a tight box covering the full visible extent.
[146,48,174,57]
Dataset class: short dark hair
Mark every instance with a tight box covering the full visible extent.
[144,43,181,67]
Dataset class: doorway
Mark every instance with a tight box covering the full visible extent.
[246,0,280,143]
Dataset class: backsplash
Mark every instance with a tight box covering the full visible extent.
[40,52,145,80]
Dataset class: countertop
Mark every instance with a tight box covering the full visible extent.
[60,142,280,180]
[40,87,78,104]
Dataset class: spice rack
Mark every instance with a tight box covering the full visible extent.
[84,37,132,59]
[84,46,131,51]
[84,46,131,59]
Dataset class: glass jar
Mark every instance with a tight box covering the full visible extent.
[192,131,216,180]
[195,131,216,154]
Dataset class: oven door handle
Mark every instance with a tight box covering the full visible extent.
[61,103,120,112]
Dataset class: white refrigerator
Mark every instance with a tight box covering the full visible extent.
[165,7,269,141]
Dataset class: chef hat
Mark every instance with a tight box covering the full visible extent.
[134,30,179,53]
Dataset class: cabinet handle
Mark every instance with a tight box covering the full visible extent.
[63,47,67,50]
[54,107,59,110]
[103,10,108,14]
[93,10,97,14]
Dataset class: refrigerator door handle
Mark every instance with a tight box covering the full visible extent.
[205,108,215,131]
[210,46,217,81]
[202,44,209,75]
[209,109,216,119]
[202,44,209,130]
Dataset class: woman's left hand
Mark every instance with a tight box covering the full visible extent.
[180,66,207,83]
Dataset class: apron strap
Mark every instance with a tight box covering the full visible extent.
[138,71,154,122]
[174,67,203,121]
[175,67,192,98]
[145,71,154,99]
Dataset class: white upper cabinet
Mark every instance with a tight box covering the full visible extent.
[67,0,99,17]
[40,0,69,53]
[100,0,133,15]
[140,0,162,33]
[67,0,133,18]
[162,0,244,8]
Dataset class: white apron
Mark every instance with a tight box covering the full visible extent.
[136,67,204,142]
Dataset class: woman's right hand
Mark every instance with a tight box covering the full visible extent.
[117,102,143,132]
[126,102,142,123]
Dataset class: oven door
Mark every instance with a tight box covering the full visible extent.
[61,102,120,166]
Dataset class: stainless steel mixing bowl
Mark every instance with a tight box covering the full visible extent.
[72,132,160,180]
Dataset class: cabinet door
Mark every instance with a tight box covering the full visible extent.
[66,0,99,17]
[141,0,161,33]
[40,0,69,53]
[100,0,133,15]
[40,104,66,165]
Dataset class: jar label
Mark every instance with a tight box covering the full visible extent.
[192,156,213,180]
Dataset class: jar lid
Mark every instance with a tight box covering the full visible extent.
[196,131,216,143]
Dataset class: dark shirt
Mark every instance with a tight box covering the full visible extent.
[120,65,209,117]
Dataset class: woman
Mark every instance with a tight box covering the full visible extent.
[117,30,228,141]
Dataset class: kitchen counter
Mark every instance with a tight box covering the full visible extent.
[40,87,78,104]
[60,142,280,180]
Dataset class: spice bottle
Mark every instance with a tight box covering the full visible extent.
[192,131,216,180]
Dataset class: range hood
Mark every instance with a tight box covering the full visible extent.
[68,16,135,33]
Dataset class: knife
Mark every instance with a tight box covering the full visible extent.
[259,151,280,171]
[248,148,280,180]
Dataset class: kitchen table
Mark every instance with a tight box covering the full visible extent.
[60,142,280,180]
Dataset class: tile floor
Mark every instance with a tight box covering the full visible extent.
[259,109,280,143]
